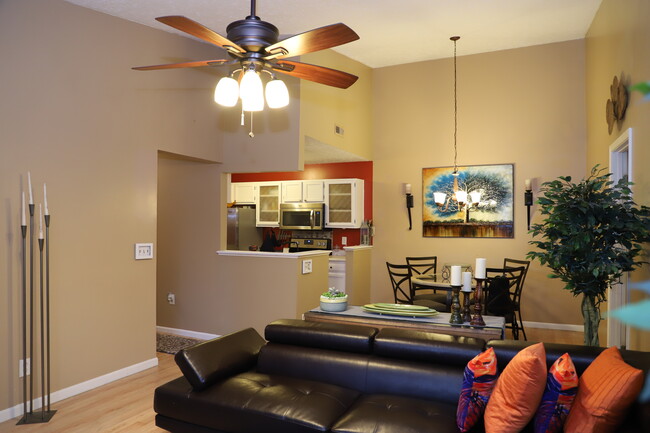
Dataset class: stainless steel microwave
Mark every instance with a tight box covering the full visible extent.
[279,203,324,230]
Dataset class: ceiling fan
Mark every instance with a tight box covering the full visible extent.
[132,0,360,90]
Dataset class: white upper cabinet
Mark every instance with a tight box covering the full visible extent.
[256,182,281,227]
[282,181,303,202]
[324,179,364,228]
[281,180,324,203]
[231,182,257,204]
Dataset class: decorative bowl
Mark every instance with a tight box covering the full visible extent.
[320,295,348,312]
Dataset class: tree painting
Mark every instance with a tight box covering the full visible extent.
[422,164,514,238]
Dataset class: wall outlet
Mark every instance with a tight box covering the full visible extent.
[341,236,347,246]
[19,358,30,378]
[302,259,313,274]
[135,243,154,260]
[167,293,176,305]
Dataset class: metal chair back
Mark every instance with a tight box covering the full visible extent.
[386,262,413,304]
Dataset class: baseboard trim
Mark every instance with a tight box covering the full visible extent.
[0,357,158,424]
[156,325,219,340]
[523,321,583,332]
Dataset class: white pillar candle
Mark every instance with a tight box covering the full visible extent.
[451,265,462,286]
[39,204,43,239]
[44,183,49,215]
[462,272,472,292]
[28,171,33,204]
[21,192,26,226]
[475,258,487,279]
[404,183,412,195]
[525,179,531,190]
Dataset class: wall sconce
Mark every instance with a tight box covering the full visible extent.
[524,178,534,230]
[405,183,414,230]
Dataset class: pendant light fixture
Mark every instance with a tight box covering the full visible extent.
[435,36,481,211]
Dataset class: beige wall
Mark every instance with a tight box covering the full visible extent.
[0,0,224,414]
[300,51,373,161]
[586,0,650,350]
[371,40,588,326]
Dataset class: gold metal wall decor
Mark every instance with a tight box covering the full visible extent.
[606,74,628,134]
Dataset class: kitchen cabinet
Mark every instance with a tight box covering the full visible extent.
[281,180,324,203]
[231,182,257,204]
[325,179,364,228]
[256,182,281,226]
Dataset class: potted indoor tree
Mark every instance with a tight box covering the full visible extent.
[528,166,650,346]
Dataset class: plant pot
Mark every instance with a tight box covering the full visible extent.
[320,295,348,312]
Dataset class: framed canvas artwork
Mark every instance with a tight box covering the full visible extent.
[422,164,514,238]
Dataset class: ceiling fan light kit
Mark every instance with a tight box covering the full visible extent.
[133,0,359,136]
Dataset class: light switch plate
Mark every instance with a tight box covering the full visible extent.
[302,259,313,274]
[135,243,154,260]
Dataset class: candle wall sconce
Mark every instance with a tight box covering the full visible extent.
[404,183,414,230]
[524,179,534,230]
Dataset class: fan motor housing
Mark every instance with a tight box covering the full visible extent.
[226,19,279,53]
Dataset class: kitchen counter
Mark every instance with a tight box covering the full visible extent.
[217,250,330,258]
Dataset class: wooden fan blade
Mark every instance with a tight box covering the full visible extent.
[132,59,229,71]
[156,16,246,55]
[264,23,359,59]
[272,60,358,89]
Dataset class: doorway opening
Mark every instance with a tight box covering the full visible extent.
[607,128,633,348]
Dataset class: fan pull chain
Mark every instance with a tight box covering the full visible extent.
[249,112,255,138]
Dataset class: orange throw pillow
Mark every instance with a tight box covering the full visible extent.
[564,346,644,433]
[484,343,547,433]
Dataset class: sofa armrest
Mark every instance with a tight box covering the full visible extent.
[174,327,265,391]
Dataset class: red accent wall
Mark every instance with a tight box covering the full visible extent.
[232,161,373,247]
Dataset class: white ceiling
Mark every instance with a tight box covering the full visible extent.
[65,0,602,68]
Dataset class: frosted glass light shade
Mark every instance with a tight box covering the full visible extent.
[214,77,239,107]
[434,192,446,205]
[265,79,289,108]
[240,69,264,111]
[469,191,481,204]
[455,191,468,204]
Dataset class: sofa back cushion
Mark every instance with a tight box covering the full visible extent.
[257,344,372,391]
[174,327,265,391]
[365,357,466,404]
[374,328,485,366]
[265,319,378,353]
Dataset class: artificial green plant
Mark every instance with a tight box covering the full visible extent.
[528,166,650,346]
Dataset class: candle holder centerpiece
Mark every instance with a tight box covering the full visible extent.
[470,258,486,327]
[448,266,463,324]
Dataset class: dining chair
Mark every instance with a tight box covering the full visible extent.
[485,266,527,340]
[406,256,438,294]
[502,258,531,340]
[386,262,413,305]
[386,262,447,311]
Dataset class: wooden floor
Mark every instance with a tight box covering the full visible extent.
[0,353,176,433]
[0,327,583,433]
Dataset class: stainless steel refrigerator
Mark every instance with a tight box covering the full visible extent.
[227,207,263,250]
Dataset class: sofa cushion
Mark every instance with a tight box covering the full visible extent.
[457,347,499,432]
[373,327,486,366]
[155,372,360,433]
[265,319,378,354]
[365,357,465,404]
[533,352,579,433]
[332,394,459,433]
[174,327,265,391]
[564,346,644,433]
[484,342,547,433]
[257,344,371,392]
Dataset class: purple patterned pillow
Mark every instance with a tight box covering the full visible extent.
[457,347,499,432]
[533,353,579,433]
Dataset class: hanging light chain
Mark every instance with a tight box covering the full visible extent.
[452,36,460,175]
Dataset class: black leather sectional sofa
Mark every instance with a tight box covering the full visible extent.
[154,319,650,433]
